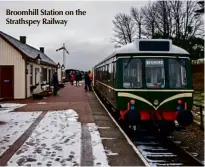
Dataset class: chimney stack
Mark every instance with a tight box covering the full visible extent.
[20,36,26,44]
[40,47,44,53]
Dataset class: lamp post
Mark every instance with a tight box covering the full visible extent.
[36,54,41,65]
[61,64,65,70]
[56,43,69,83]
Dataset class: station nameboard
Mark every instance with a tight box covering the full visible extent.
[139,41,170,51]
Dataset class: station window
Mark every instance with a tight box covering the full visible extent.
[123,59,142,88]
[35,68,40,85]
[41,67,47,83]
[168,59,187,88]
[145,59,165,88]
[30,65,33,86]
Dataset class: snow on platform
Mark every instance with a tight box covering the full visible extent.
[87,123,109,166]
[0,103,26,113]
[1,107,109,166]
[0,103,41,156]
[7,110,81,166]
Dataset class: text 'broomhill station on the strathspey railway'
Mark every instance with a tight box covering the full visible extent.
[5,9,87,26]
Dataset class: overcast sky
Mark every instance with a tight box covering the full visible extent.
[0,1,149,71]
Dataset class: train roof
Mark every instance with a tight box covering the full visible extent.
[95,39,190,67]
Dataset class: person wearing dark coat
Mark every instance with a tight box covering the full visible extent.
[75,71,80,86]
[84,72,91,91]
[52,72,59,96]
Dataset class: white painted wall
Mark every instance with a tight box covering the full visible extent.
[57,68,62,83]
[0,37,25,99]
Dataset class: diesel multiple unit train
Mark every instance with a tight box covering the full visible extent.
[93,39,194,134]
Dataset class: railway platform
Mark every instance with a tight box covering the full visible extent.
[0,82,146,166]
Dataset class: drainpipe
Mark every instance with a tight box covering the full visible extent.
[25,60,28,99]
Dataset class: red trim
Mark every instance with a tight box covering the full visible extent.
[184,102,187,110]
[139,110,178,121]
[127,102,130,110]
[140,111,150,120]
[120,110,127,120]
[162,111,178,120]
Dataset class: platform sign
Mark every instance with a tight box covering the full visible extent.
[139,41,170,51]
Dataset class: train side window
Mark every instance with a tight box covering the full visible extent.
[123,59,142,88]
[106,64,109,83]
[109,62,112,85]
[168,59,187,88]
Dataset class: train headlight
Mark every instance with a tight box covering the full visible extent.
[153,100,159,106]
[130,99,135,104]
[177,99,183,105]
[129,99,135,110]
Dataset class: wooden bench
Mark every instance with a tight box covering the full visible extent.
[32,89,52,99]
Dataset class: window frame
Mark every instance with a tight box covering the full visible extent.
[30,65,33,86]
[168,58,188,89]
[145,58,165,89]
[122,58,143,89]
[35,68,40,85]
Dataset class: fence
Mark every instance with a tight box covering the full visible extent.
[193,91,204,129]
[192,64,204,91]
[192,103,204,130]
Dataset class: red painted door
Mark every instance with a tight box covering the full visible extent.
[0,66,14,99]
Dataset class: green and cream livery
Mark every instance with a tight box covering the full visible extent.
[117,91,193,111]
[94,39,194,130]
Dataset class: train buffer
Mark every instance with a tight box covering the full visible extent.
[0,83,146,166]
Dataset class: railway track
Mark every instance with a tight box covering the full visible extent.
[94,89,204,166]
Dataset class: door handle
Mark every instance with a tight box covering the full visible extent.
[4,80,10,83]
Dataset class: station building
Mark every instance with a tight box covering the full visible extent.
[0,31,59,100]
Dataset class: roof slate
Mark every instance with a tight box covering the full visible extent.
[0,31,57,66]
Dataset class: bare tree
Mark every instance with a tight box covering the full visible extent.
[141,0,204,40]
[170,1,204,40]
[141,2,158,38]
[111,13,136,48]
[130,7,143,39]
[182,1,204,39]
[153,1,173,38]
[169,1,182,39]
[195,1,204,16]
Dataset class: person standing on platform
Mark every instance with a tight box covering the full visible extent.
[52,71,59,96]
[88,70,93,91]
[71,72,75,85]
[84,72,91,92]
[75,71,80,86]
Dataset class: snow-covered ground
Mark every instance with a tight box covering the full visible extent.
[7,110,109,166]
[0,103,41,156]
[0,103,26,113]
[87,123,109,166]
[0,104,110,166]
[8,110,81,166]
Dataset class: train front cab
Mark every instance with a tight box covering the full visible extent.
[116,55,194,131]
